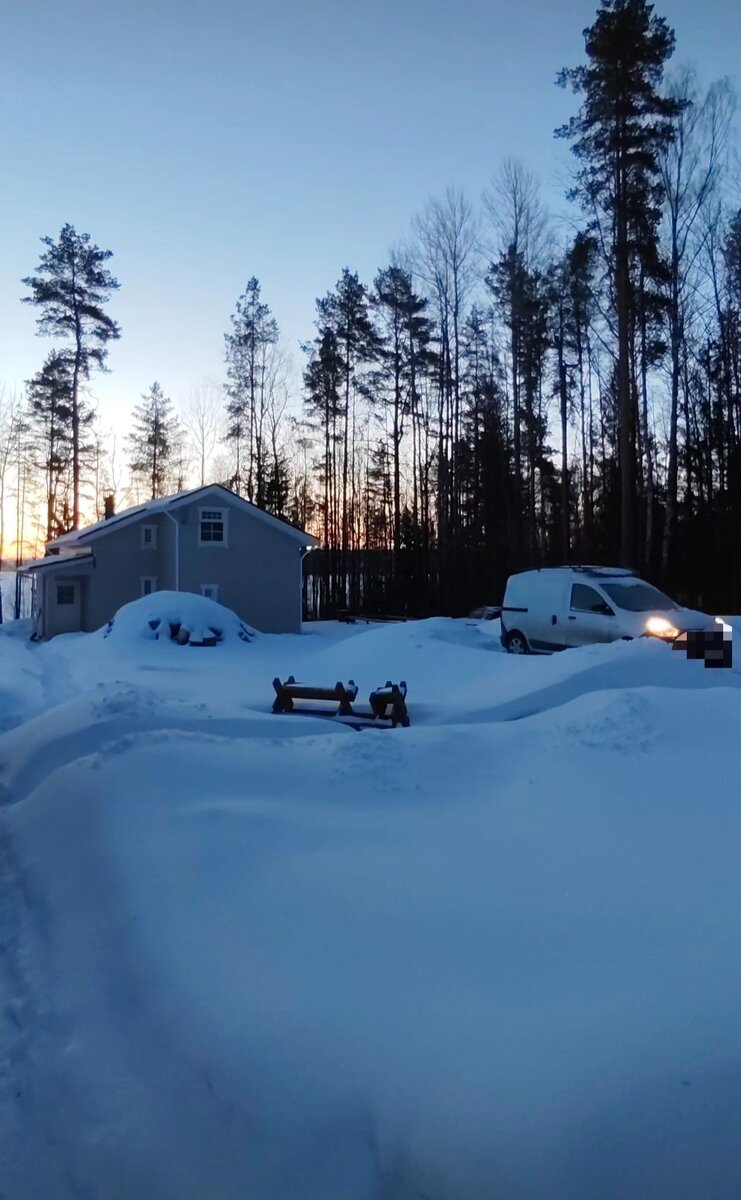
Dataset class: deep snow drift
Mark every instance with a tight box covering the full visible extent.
[2,603,741,1199]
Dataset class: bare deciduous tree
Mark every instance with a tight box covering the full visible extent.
[660,70,736,573]
[183,381,222,486]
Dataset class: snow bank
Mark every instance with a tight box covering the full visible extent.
[3,614,741,1198]
[103,591,256,646]
[7,684,741,1198]
[0,621,47,733]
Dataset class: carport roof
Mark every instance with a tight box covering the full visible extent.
[22,554,95,575]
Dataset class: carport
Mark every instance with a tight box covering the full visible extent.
[22,554,95,639]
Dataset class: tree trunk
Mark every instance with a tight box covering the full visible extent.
[615,148,635,569]
[662,241,681,579]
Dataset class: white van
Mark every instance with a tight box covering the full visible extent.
[500,566,712,654]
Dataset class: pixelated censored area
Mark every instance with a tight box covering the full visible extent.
[672,628,733,669]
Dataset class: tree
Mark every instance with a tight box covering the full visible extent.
[373,265,433,557]
[659,71,735,578]
[26,351,79,540]
[22,224,120,528]
[303,324,343,608]
[411,191,479,570]
[487,247,551,563]
[224,278,279,503]
[0,386,22,567]
[128,382,180,499]
[183,382,222,486]
[484,165,547,480]
[557,0,683,567]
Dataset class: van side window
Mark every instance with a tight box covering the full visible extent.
[571,584,612,614]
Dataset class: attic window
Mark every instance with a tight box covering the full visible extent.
[199,508,227,547]
[141,524,157,549]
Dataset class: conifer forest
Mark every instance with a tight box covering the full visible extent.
[2,0,740,616]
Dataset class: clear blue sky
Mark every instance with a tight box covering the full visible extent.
[1,0,739,426]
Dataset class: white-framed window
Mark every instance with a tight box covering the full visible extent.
[140,576,158,597]
[199,507,228,547]
[141,524,157,549]
[57,583,76,606]
[200,584,219,602]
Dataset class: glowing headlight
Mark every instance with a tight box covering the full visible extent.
[645,616,680,638]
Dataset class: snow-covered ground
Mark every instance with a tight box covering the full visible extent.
[2,600,741,1199]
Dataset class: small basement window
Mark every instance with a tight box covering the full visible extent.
[57,584,75,606]
[140,576,158,597]
[141,524,157,549]
[199,508,227,546]
[200,584,219,601]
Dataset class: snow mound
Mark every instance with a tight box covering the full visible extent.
[103,591,256,647]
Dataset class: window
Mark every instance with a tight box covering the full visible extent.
[200,584,219,601]
[140,576,158,597]
[57,584,75,606]
[141,524,157,549]
[601,581,678,613]
[571,584,613,615]
[199,508,227,546]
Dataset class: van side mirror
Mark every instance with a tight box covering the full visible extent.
[592,602,614,616]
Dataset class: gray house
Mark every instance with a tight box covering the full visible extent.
[24,484,318,640]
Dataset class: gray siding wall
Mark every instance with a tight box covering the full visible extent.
[83,516,171,632]
[49,498,304,636]
[174,499,303,633]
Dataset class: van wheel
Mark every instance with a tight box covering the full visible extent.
[506,630,529,655]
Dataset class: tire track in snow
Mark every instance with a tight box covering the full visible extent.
[0,683,350,1198]
[1,699,350,810]
[439,652,741,727]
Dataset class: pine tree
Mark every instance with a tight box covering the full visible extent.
[224,278,279,503]
[324,270,380,566]
[557,0,683,567]
[373,266,433,557]
[26,351,81,540]
[22,224,120,528]
[128,382,180,499]
[303,325,343,609]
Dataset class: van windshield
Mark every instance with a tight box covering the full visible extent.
[601,581,678,612]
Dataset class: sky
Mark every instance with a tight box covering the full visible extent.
[1,0,740,433]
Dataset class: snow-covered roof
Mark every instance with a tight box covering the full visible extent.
[46,484,319,551]
[23,553,95,575]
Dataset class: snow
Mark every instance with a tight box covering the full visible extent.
[103,589,257,645]
[2,599,741,1198]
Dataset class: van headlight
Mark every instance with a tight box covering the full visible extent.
[645,616,680,639]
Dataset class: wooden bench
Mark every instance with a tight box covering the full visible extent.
[272,676,358,716]
[369,680,410,727]
[271,676,410,727]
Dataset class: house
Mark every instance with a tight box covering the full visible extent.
[23,484,318,640]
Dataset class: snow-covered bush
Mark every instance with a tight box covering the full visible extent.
[103,591,256,646]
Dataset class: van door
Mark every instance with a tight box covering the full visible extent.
[527,575,569,652]
[565,583,616,647]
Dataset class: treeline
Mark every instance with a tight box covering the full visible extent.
[2,0,740,616]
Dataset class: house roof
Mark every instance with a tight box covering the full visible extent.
[46,484,319,551]
[23,553,95,575]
